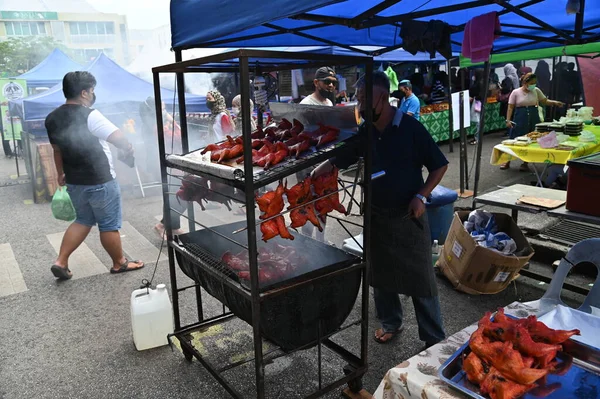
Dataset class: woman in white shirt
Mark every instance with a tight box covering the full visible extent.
[206,90,234,140]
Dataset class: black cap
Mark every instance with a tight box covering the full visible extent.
[315,67,336,81]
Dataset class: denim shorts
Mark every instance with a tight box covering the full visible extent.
[66,179,122,232]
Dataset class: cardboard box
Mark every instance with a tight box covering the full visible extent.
[436,211,534,295]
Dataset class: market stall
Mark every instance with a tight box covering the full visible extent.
[153,49,375,398]
[421,100,505,143]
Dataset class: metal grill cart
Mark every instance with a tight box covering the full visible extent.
[151,50,375,398]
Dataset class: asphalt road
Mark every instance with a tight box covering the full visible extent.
[0,132,589,399]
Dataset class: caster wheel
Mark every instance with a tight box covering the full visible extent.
[182,347,194,362]
[343,364,363,393]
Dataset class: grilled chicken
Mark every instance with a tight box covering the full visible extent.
[464,352,490,385]
[313,167,346,222]
[285,177,322,231]
[470,313,549,386]
[202,135,236,154]
[483,323,562,358]
[479,366,534,399]
[316,128,340,147]
[289,139,311,158]
[256,181,293,241]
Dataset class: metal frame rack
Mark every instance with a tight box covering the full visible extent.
[151,49,374,399]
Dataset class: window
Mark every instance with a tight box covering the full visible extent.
[72,48,115,62]
[68,22,115,44]
[5,22,46,36]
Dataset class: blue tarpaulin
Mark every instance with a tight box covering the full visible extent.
[13,53,207,122]
[170,0,600,56]
[14,49,82,89]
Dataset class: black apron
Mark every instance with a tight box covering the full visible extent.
[370,205,438,297]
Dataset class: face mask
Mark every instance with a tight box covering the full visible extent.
[359,94,384,123]
[206,100,215,110]
[232,107,240,114]
[528,84,537,91]
[90,93,96,106]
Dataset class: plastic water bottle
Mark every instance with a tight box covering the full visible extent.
[130,284,174,351]
[432,240,440,267]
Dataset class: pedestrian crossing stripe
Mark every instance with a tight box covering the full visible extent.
[46,233,108,280]
[0,243,27,297]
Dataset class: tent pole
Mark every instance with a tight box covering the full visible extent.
[575,0,586,41]
[551,56,557,120]
[174,50,196,235]
[447,59,454,153]
[461,69,469,190]
[9,109,20,177]
[459,91,465,194]
[472,61,491,206]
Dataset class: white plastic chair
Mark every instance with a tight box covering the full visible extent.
[539,238,600,314]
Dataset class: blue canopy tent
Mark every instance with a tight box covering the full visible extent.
[170,0,600,56]
[12,53,207,122]
[13,48,82,91]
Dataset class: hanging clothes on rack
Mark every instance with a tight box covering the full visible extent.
[385,66,399,92]
[291,69,304,99]
[400,20,452,60]
[462,12,500,63]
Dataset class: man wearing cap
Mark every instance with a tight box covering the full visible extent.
[300,67,337,106]
[398,80,421,120]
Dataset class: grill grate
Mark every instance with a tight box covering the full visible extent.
[539,220,600,246]
[181,241,237,281]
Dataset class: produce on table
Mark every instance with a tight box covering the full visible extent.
[313,166,347,223]
[285,177,322,232]
[221,244,306,284]
[463,308,580,399]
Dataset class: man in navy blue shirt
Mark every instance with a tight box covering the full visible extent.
[398,79,421,120]
[313,71,448,349]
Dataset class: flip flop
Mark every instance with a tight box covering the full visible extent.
[110,258,145,274]
[373,326,404,344]
[51,265,72,280]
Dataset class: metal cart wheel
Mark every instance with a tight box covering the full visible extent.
[343,364,364,393]
[182,346,194,362]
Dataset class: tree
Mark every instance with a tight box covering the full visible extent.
[0,36,73,76]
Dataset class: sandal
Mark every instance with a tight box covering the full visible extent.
[373,326,404,344]
[499,162,510,170]
[51,264,72,280]
[519,162,530,172]
[110,258,145,274]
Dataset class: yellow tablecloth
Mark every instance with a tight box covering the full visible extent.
[491,125,600,165]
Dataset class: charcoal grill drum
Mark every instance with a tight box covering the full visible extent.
[174,221,362,351]
[176,249,361,350]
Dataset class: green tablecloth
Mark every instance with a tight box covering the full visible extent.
[421,102,505,143]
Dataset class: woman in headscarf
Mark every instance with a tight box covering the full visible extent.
[503,64,520,91]
[206,90,234,140]
[231,94,257,134]
[498,64,519,130]
[534,60,551,95]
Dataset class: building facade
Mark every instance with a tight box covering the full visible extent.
[0,1,130,64]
